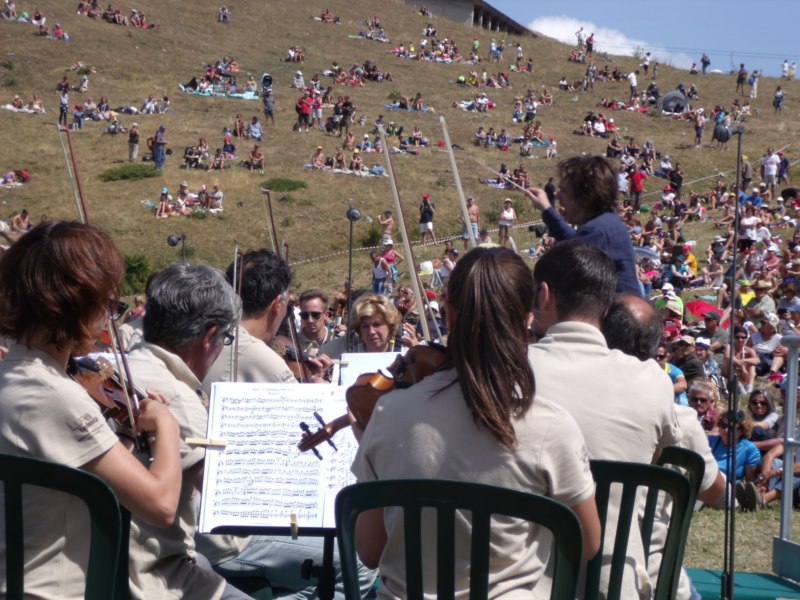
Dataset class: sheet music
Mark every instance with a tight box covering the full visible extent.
[338,352,400,388]
[198,383,358,532]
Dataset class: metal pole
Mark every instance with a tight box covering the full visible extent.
[721,125,745,600]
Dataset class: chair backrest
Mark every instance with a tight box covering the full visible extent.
[336,479,583,600]
[0,453,125,600]
[584,460,692,600]
[641,446,705,553]
[643,446,705,600]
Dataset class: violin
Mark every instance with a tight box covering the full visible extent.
[68,355,150,453]
[297,344,446,453]
[271,334,322,382]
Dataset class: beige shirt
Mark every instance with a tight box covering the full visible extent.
[319,336,369,361]
[0,342,119,600]
[202,325,296,397]
[352,368,594,599]
[126,342,226,600]
[528,321,681,600]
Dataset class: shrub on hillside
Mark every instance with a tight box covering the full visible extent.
[123,253,152,296]
[263,178,307,192]
[361,222,383,248]
[99,164,159,182]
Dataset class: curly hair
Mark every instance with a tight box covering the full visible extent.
[349,293,401,340]
[558,155,618,217]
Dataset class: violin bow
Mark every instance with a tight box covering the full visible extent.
[260,188,280,254]
[439,116,477,250]
[261,188,307,379]
[57,124,148,454]
[376,124,432,342]
[229,245,243,383]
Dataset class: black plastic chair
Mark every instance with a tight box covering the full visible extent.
[584,460,693,600]
[335,479,584,600]
[0,452,126,600]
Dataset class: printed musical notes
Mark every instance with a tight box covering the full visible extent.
[198,383,357,533]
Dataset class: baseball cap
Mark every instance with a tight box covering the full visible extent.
[695,337,712,349]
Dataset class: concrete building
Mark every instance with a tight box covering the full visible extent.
[408,0,533,36]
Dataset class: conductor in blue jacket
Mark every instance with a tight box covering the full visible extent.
[526,155,642,296]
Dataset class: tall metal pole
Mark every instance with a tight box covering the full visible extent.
[721,124,745,600]
[346,205,360,353]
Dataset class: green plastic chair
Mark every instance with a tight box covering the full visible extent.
[335,479,584,600]
[0,453,126,600]
[642,446,706,576]
[584,460,692,600]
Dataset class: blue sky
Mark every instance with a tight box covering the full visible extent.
[488,0,796,78]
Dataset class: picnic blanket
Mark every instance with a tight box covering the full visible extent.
[2,104,48,114]
[384,104,433,112]
[177,85,259,101]
[304,165,388,177]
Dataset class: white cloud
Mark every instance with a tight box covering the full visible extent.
[527,16,694,69]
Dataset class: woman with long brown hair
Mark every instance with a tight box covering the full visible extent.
[0,221,181,599]
[351,247,600,597]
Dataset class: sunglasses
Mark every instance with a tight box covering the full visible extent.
[688,396,710,404]
[222,331,235,346]
[751,400,768,406]
[300,311,323,321]
[108,299,128,322]
[656,354,667,360]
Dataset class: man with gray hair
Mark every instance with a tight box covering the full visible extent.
[601,293,724,599]
[125,263,247,599]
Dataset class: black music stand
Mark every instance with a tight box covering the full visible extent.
[211,525,337,600]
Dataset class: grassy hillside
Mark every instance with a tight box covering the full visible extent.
[1,0,798,295]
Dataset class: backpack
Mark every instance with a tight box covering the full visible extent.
[15,170,30,183]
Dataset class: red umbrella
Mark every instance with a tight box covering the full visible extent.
[685,299,730,328]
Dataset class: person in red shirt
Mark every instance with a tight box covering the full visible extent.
[627,167,649,213]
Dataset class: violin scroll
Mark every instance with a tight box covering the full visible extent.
[296,344,447,454]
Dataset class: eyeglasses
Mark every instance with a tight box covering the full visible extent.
[222,331,235,346]
[718,423,729,430]
[108,299,128,321]
[300,311,323,321]
[688,396,710,404]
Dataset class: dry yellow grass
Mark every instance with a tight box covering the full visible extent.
[1,0,798,295]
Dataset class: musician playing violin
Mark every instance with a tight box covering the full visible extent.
[124,263,246,599]
[351,247,601,597]
[297,288,335,356]
[199,250,376,599]
[0,221,182,600]
[320,293,402,360]
[203,250,332,387]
